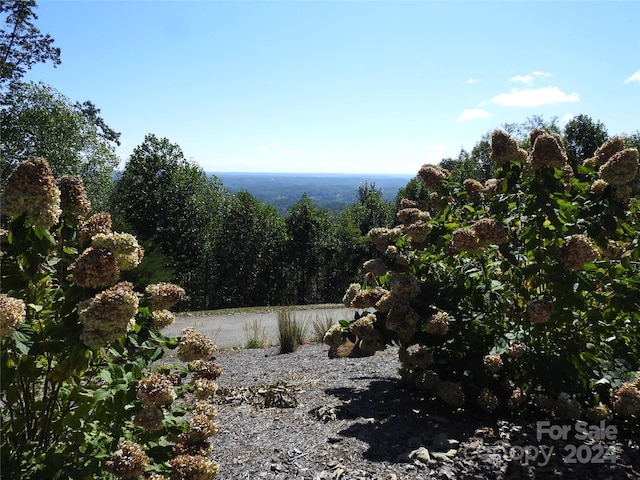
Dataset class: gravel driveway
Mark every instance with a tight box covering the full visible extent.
[163,305,359,349]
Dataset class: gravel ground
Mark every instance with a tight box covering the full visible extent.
[196,343,640,480]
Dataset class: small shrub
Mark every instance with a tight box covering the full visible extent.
[308,313,336,343]
[277,309,307,353]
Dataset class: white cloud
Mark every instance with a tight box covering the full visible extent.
[457,108,491,122]
[623,71,640,84]
[466,77,479,84]
[509,71,552,85]
[490,87,579,107]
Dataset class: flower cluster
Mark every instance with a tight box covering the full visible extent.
[79,212,112,247]
[71,247,120,289]
[323,324,346,348]
[190,359,222,399]
[146,283,187,311]
[478,388,499,414]
[105,440,149,478]
[611,381,640,417]
[350,286,388,308]
[529,131,567,170]
[472,218,507,247]
[170,454,219,480]
[92,232,144,271]
[483,354,503,373]
[0,294,26,339]
[350,313,377,340]
[385,301,419,339]
[448,228,480,253]
[1,157,62,229]
[506,342,525,358]
[78,281,139,349]
[177,327,216,362]
[585,136,625,168]
[134,406,164,431]
[152,309,176,329]
[137,373,177,407]
[368,227,402,252]
[463,178,484,200]
[56,175,91,224]
[526,298,554,324]
[558,234,598,271]
[400,345,433,369]
[490,130,527,165]
[418,164,450,191]
[424,311,450,335]
[599,148,639,186]
[437,381,465,408]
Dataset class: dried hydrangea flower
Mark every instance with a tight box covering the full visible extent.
[342,283,361,307]
[363,258,387,277]
[71,247,120,289]
[611,184,633,203]
[187,414,218,442]
[473,218,507,247]
[530,132,567,170]
[448,228,480,253]
[192,378,218,399]
[396,208,430,226]
[92,232,144,271]
[170,454,219,480]
[78,281,139,349]
[478,388,499,414]
[483,178,504,196]
[323,324,345,348]
[178,327,216,362]
[173,435,213,458]
[134,405,164,431]
[558,234,598,271]
[1,157,61,229]
[598,148,639,186]
[385,302,419,338]
[79,212,112,247]
[192,360,223,380]
[146,283,186,310]
[506,341,525,359]
[588,136,625,168]
[463,178,484,199]
[437,381,465,408]
[389,273,420,299]
[506,388,526,410]
[402,345,433,369]
[350,286,388,308]
[152,309,175,329]
[404,220,432,243]
[556,397,583,420]
[194,401,218,420]
[0,293,26,339]
[611,382,640,416]
[425,311,450,335]
[490,130,527,165]
[526,298,554,324]
[418,164,450,191]
[57,175,91,224]
[368,226,402,252]
[590,179,608,195]
[105,440,149,478]
[586,403,613,423]
[483,354,503,373]
[351,313,376,340]
[137,372,176,407]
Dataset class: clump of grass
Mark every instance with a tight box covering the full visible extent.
[243,319,270,349]
[277,309,307,353]
[308,313,335,343]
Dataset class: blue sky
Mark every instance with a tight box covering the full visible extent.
[22,0,640,174]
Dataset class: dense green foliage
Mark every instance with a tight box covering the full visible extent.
[327,129,640,419]
[1,158,221,478]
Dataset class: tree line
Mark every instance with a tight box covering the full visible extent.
[2,0,639,311]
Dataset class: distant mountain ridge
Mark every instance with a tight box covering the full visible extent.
[208,172,414,214]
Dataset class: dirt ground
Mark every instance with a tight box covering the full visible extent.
[163,305,360,349]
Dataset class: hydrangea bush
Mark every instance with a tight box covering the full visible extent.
[1,157,221,479]
[326,130,640,419]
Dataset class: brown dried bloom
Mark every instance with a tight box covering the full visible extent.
[194,401,218,420]
[192,378,219,399]
[350,287,388,308]
[0,293,26,339]
[56,175,91,224]
[397,208,430,226]
[586,404,613,423]
[556,397,583,420]
[192,360,223,380]
[71,247,120,288]
[437,381,465,408]
[78,282,139,349]
[473,218,507,247]
[418,164,450,191]
[385,302,419,339]
[478,388,499,414]
[173,435,213,458]
[589,136,625,168]
[449,228,480,253]
[92,232,144,271]
[134,406,164,431]
[558,234,598,271]
[530,132,567,170]
[389,273,420,299]
[506,388,526,410]
[506,341,525,359]
[1,157,61,228]
[590,179,609,196]
[105,440,149,478]
[170,454,219,480]
[374,291,401,313]
[402,345,433,369]
[425,311,450,335]
[612,383,640,417]
[611,184,633,203]
[400,198,428,210]
[491,130,527,165]
[363,258,387,277]
[463,178,484,199]
[137,372,177,407]
[351,313,377,340]
[146,283,186,310]
[188,413,218,441]
[404,220,432,243]
[483,354,503,373]
[152,309,175,329]
[342,283,361,307]
[323,324,345,348]
[368,226,402,252]
[79,212,112,246]
[178,327,216,362]
[599,148,639,186]
[483,178,504,196]
[526,298,554,324]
